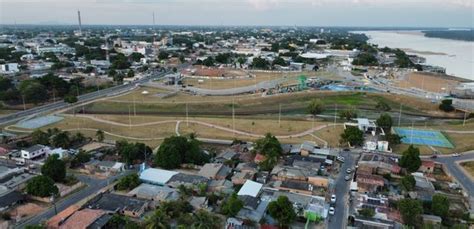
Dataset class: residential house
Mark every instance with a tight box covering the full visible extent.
[57,209,106,229]
[21,144,50,160]
[232,171,255,185]
[86,193,149,218]
[356,173,385,193]
[128,183,179,204]
[208,179,233,194]
[214,151,238,163]
[0,188,24,212]
[419,160,435,174]
[139,168,178,186]
[84,160,125,174]
[198,163,232,180]
[166,173,209,189]
[49,148,69,159]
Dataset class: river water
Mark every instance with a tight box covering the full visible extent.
[352,31,474,81]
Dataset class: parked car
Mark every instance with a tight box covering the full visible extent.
[337,156,345,162]
[346,168,352,174]
[431,155,438,159]
[345,175,351,181]
[329,207,335,215]
[452,153,460,157]
[331,194,336,203]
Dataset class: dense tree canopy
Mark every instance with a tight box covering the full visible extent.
[268,196,297,228]
[221,193,244,217]
[116,140,152,165]
[401,175,416,191]
[399,145,422,173]
[439,99,455,112]
[376,113,393,133]
[41,154,66,182]
[251,57,270,69]
[26,175,59,197]
[339,108,358,121]
[116,173,141,191]
[431,194,449,218]
[154,136,209,169]
[398,199,423,227]
[340,126,364,146]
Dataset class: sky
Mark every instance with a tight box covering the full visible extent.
[0,0,473,27]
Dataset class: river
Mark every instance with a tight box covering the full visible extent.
[352,30,474,81]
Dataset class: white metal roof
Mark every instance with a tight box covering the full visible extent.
[139,168,178,185]
[237,180,263,197]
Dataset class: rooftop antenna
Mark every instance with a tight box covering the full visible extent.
[77,10,82,36]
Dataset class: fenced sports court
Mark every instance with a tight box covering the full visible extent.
[15,115,64,129]
[393,127,454,148]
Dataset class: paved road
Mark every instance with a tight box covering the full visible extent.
[16,171,131,228]
[0,71,168,126]
[328,151,356,229]
[433,151,474,196]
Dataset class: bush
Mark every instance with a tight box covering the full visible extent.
[439,99,455,112]
[116,174,141,191]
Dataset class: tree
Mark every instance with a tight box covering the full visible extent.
[96,129,105,142]
[339,108,358,121]
[307,99,324,116]
[111,53,131,69]
[376,100,391,111]
[116,174,141,191]
[272,57,288,66]
[51,131,71,148]
[158,51,169,60]
[384,133,403,146]
[26,175,59,197]
[116,140,152,165]
[113,73,124,84]
[129,52,144,62]
[267,196,297,228]
[202,57,215,67]
[144,208,170,229]
[221,193,243,217]
[439,99,455,112]
[41,154,66,182]
[19,80,48,104]
[399,145,422,173]
[154,136,209,169]
[376,113,393,133]
[72,132,86,145]
[431,194,449,218]
[251,57,269,69]
[192,210,222,229]
[358,208,375,218]
[127,69,135,78]
[400,175,416,191]
[398,199,423,227]
[31,130,50,145]
[340,126,364,146]
[63,95,78,104]
[70,150,91,168]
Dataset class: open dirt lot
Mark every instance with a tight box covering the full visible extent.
[460,161,474,178]
[396,72,460,93]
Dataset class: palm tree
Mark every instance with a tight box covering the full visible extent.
[192,210,222,229]
[144,209,170,229]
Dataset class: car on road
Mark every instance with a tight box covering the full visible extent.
[345,175,351,181]
[329,207,335,215]
[337,156,345,162]
[431,155,438,159]
[343,148,350,152]
[452,153,460,157]
[330,194,336,203]
[346,168,352,174]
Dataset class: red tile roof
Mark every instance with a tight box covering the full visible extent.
[59,209,105,229]
[46,205,81,229]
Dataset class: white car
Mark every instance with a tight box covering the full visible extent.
[331,194,336,203]
[329,207,335,215]
[346,168,352,174]
[337,156,345,162]
[452,153,460,157]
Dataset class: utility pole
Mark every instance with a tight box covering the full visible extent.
[463,112,468,126]
[133,95,136,116]
[398,104,403,126]
[334,104,337,128]
[52,89,56,103]
[278,103,281,128]
[21,95,26,111]
[232,99,235,137]
[186,103,189,127]
[128,105,132,130]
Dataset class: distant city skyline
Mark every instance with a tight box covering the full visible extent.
[0,0,473,28]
